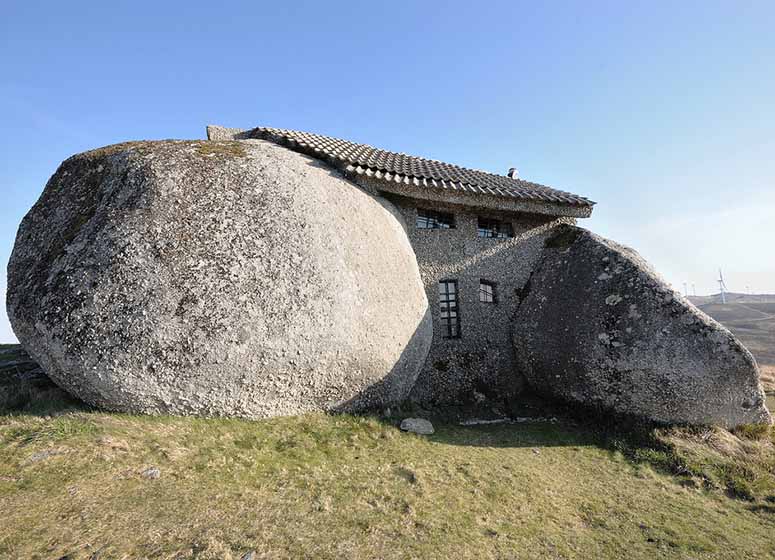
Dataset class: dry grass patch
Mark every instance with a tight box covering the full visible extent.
[760,365,775,413]
[649,425,775,500]
[194,141,246,158]
[760,365,775,391]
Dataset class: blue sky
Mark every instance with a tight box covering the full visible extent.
[1,1,774,342]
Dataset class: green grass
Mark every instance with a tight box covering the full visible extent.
[2,347,775,559]
[1,406,775,559]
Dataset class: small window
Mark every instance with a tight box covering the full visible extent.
[477,217,513,239]
[438,280,460,338]
[417,209,455,229]
[479,280,496,303]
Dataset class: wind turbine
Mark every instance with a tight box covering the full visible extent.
[717,269,728,304]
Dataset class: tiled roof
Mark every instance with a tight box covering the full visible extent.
[236,126,594,211]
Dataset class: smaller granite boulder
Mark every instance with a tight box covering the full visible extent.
[400,418,435,435]
[513,225,771,428]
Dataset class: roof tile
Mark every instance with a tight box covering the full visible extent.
[242,126,594,209]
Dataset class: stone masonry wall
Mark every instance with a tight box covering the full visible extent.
[205,127,580,409]
[379,193,573,406]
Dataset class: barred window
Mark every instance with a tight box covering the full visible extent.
[417,209,455,229]
[479,280,496,303]
[477,217,513,238]
[438,280,460,339]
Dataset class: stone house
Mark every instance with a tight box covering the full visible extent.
[9,125,766,426]
[208,126,595,406]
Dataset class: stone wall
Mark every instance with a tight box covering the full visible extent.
[380,193,573,405]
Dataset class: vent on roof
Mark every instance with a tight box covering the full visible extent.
[507,168,518,178]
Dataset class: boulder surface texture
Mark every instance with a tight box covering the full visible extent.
[7,139,432,418]
[399,417,435,435]
[514,225,771,427]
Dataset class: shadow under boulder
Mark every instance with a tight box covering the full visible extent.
[0,345,80,414]
[513,225,771,428]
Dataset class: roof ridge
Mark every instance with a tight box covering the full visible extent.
[258,126,517,181]
[233,125,594,214]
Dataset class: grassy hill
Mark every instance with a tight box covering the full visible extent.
[696,302,775,365]
[691,301,775,412]
[2,346,775,559]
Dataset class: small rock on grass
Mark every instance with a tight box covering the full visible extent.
[141,466,161,480]
[24,447,68,465]
[400,418,434,435]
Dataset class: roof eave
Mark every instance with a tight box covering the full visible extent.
[352,174,593,219]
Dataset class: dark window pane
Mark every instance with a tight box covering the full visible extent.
[418,209,455,230]
[438,280,461,338]
[479,281,496,303]
[477,217,513,239]
[496,222,513,238]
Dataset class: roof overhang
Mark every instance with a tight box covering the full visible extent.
[351,174,593,218]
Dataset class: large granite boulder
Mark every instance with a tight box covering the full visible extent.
[513,225,771,427]
[7,139,432,418]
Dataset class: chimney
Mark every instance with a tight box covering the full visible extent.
[507,167,518,178]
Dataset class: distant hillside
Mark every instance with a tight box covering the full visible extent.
[688,292,775,306]
[692,301,775,367]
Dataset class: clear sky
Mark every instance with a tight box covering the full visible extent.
[2,1,774,343]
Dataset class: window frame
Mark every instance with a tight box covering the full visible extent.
[438,279,461,339]
[416,208,455,230]
[479,280,497,304]
[477,217,514,239]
